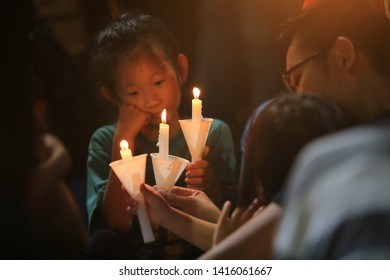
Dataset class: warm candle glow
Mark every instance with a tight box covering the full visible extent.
[158,109,169,159]
[161,109,167,124]
[120,140,129,150]
[119,140,132,160]
[192,87,202,121]
[193,87,201,99]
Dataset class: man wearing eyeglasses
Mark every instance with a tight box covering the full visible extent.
[200,0,390,259]
[281,1,390,123]
[275,0,390,259]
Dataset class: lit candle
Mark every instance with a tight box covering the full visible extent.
[157,109,169,159]
[119,140,132,160]
[192,87,202,121]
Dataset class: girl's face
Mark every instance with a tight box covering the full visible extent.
[115,53,185,127]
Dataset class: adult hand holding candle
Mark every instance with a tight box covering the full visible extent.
[192,87,202,121]
[157,109,169,159]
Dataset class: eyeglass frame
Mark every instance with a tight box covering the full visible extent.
[282,50,323,93]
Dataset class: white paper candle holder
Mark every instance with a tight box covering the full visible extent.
[150,153,189,192]
[109,154,154,243]
[179,118,213,162]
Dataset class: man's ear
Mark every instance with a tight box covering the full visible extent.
[177,54,189,84]
[101,87,120,107]
[334,36,356,72]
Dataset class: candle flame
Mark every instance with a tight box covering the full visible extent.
[120,140,129,150]
[161,109,167,124]
[193,87,201,99]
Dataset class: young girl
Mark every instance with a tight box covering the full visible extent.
[85,13,236,259]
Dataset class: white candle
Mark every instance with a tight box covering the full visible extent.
[119,140,132,160]
[158,109,169,159]
[192,87,202,121]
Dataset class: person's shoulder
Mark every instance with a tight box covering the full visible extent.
[210,118,227,125]
[297,122,390,168]
[89,123,116,146]
[207,119,233,140]
[285,122,390,195]
[91,123,115,137]
[210,118,230,131]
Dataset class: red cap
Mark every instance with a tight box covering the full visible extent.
[302,0,318,10]
[302,0,389,20]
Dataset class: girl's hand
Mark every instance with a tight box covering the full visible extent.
[163,186,221,223]
[184,146,212,190]
[212,199,262,246]
[122,186,139,229]
[125,194,139,216]
[185,160,217,190]
[184,153,223,206]
[116,103,150,140]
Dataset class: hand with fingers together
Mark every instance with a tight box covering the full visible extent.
[163,186,221,223]
[213,199,263,246]
[141,183,217,251]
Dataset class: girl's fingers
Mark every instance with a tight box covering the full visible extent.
[185,160,209,171]
[230,206,244,223]
[184,177,207,187]
[239,198,262,225]
[169,186,197,196]
[126,205,138,215]
[125,196,139,215]
[217,201,232,226]
[253,206,265,217]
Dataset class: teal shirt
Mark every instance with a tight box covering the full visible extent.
[87,118,237,231]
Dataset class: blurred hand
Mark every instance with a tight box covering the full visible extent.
[33,133,71,193]
[163,186,221,223]
[213,199,262,246]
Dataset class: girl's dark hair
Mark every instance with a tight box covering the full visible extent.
[89,13,181,94]
[238,93,354,207]
[279,0,390,78]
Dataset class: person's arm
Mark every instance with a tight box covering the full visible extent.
[141,183,216,251]
[164,186,221,223]
[199,202,282,259]
[102,104,149,233]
